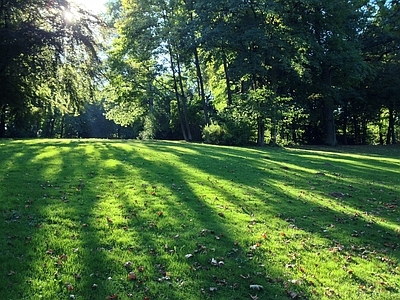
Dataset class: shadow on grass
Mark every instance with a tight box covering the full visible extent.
[0,140,297,299]
[0,140,399,299]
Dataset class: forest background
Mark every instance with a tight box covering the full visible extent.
[1,0,399,146]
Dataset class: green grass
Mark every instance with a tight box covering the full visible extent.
[0,139,399,300]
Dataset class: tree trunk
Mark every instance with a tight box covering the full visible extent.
[0,105,6,138]
[291,119,298,144]
[361,118,367,145]
[321,66,337,146]
[167,44,189,141]
[193,46,209,126]
[379,123,384,145]
[222,51,233,107]
[386,107,396,144]
[176,56,192,141]
[60,114,65,138]
[270,104,277,146]
[342,102,348,145]
[323,100,337,146]
[257,118,265,146]
[353,117,359,144]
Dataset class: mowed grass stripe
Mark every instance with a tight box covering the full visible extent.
[0,140,398,299]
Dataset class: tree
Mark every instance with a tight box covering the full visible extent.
[0,0,103,137]
[195,0,299,145]
[283,0,370,146]
[103,0,398,146]
[361,0,400,144]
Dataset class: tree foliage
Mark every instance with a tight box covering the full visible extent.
[2,0,399,145]
[0,0,104,137]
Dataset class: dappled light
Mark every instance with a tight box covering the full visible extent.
[0,140,398,299]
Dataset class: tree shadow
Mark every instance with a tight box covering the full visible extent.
[1,140,398,299]
[0,140,299,299]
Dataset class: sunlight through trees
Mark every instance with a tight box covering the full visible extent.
[1,0,399,144]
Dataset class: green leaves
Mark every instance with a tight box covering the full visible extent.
[1,0,105,137]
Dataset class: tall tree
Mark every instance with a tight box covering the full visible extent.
[0,0,103,137]
[361,0,400,144]
[284,0,370,146]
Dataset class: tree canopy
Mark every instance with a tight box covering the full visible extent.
[0,0,103,137]
[1,0,399,145]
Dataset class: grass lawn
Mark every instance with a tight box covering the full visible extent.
[0,139,399,300]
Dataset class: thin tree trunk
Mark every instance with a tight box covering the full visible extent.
[379,123,384,145]
[251,76,265,147]
[0,105,6,138]
[392,111,397,144]
[291,117,298,144]
[222,51,233,107]
[386,107,396,144]
[188,9,209,126]
[270,104,277,146]
[60,114,65,138]
[269,68,279,146]
[361,118,367,145]
[193,46,209,125]
[257,118,265,146]
[176,56,192,141]
[342,102,348,145]
[167,44,188,141]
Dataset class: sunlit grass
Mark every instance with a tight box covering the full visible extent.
[0,140,399,299]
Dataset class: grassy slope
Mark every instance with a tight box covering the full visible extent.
[0,140,399,300]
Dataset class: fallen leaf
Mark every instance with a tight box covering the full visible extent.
[59,254,68,261]
[288,279,302,284]
[127,272,137,280]
[250,243,260,250]
[250,284,263,290]
[287,291,299,299]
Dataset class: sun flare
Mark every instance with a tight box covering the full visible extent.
[63,9,77,23]
[69,0,106,13]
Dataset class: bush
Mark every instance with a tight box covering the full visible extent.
[202,120,253,146]
[202,122,228,145]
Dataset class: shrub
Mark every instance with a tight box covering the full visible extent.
[202,120,253,146]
